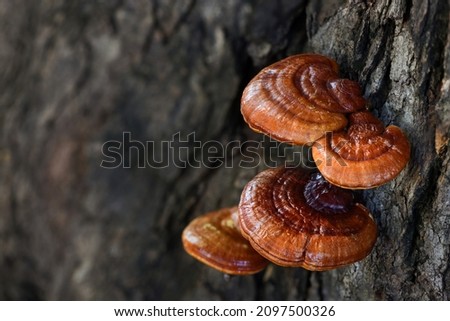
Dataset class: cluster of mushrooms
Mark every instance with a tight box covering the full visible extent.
[182,54,410,275]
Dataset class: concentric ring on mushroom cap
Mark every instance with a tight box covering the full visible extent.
[312,111,411,189]
[182,207,269,275]
[240,53,366,145]
[238,167,377,271]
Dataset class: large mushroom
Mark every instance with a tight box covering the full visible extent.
[182,207,269,275]
[238,166,377,271]
[312,111,411,189]
[241,53,366,145]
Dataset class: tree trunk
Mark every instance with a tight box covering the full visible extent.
[0,0,448,300]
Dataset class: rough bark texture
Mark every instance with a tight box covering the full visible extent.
[0,0,449,300]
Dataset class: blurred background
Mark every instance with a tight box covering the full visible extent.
[0,0,449,300]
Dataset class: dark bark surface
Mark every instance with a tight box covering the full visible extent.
[0,0,448,300]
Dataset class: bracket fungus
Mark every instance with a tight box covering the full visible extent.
[182,207,269,275]
[312,111,411,189]
[241,53,366,145]
[238,167,377,271]
[182,53,411,275]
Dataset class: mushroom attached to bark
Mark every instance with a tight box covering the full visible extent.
[182,207,269,275]
[241,53,366,145]
[312,111,410,189]
[239,167,377,271]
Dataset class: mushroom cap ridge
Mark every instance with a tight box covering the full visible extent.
[312,111,411,189]
[182,207,269,275]
[241,53,366,145]
[238,167,377,271]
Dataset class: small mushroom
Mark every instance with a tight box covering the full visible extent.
[182,207,269,275]
[312,111,411,189]
[241,53,366,145]
[239,167,377,271]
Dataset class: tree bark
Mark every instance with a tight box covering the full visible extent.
[0,0,448,300]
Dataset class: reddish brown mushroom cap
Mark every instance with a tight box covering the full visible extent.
[312,111,411,189]
[240,53,366,145]
[238,167,377,271]
[182,207,269,275]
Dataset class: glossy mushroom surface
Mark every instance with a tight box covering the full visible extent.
[239,167,377,271]
[182,207,269,275]
[241,53,366,145]
[312,111,411,189]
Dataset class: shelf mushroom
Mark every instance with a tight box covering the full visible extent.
[312,111,410,189]
[238,167,377,271]
[241,53,366,145]
[182,207,269,275]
